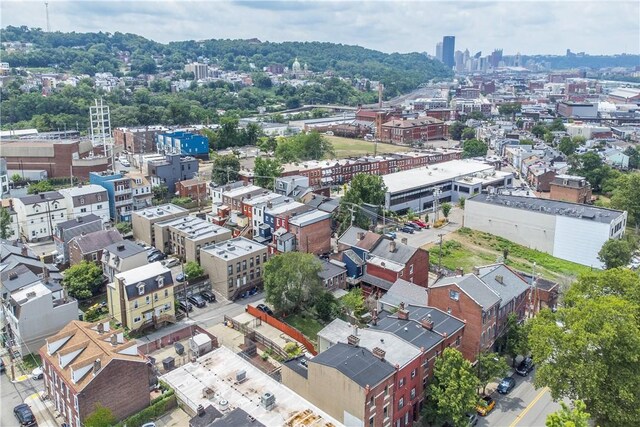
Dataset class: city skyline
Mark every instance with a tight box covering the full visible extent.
[1,1,639,56]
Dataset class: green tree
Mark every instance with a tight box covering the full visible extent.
[426,348,480,427]
[529,296,640,426]
[84,404,117,427]
[609,172,640,226]
[184,261,204,280]
[441,202,452,219]
[218,116,240,148]
[341,288,366,318]
[598,238,633,269]
[263,252,322,314]
[548,118,566,132]
[498,102,522,118]
[0,207,11,239]
[11,173,22,184]
[476,351,509,394]
[458,196,466,210]
[251,72,272,89]
[570,152,612,192]
[449,121,466,140]
[63,260,104,300]
[253,157,282,190]
[211,154,241,185]
[499,313,530,366]
[623,146,639,169]
[257,136,278,153]
[462,139,488,158]
[563,268,640,309]
[546,400,590,427]
[27,180,54,194]
[274,138,300,163]
[152,185,168,203]
[558,136,578,156]
[115,221,132,234]
[347,173,387,206]
[461,127,476,141]
[531,124,546,138]
[314,291,337,322]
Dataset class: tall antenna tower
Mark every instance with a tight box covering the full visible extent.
[44,2,51,32]
[89,98,115,170]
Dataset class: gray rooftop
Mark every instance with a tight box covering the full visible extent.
[135,203,188,219]
[433,274,501,309]
[103,240,146,258]
[477,264,530,309]
[115,262,173,300]
[310,342,395,388]
[369,239,418,265]
[56,214,101,231]
[0,265,40,293]
[338,226,382,252]
[156,216,231,241]
[318,259,346,280]
[380,278,428,307]
[201,237,267,261]
[360,273,394,291]
[469,193,625,224]
[18,191,64,205]
[71,229,123,254]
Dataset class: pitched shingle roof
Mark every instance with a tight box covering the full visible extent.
[369,239,418,265]
[71,230,123,254]
[432,274,501,309]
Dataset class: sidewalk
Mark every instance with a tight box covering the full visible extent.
[25,391,59,427]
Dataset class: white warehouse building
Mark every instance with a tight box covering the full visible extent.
[464,193,627,269]
[382,159,514,213]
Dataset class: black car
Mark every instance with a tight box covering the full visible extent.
[148,252,166,262]
[178,300,193,312]
[497,376,516,394]
[256,303,274,316]
[200,291,216,303]
[400,226,415,234]
[13,404,36,426]
[187,294,206,308]
[516,356,535,376]
[0,358,5,373]
[404,223,420,231]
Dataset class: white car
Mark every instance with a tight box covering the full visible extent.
[119,158,130,167]
[163,258,180,268]
[31,367,43,380]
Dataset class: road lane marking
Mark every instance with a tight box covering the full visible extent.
[509,386,550,427]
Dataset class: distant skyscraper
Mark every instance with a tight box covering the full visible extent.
[442,36,455,69]
[435,42,443,62]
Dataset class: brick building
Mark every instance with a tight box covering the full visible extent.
[287,209,332,255]
[68,229,123,265]
[549,174,592,204]
[113,126,166,154]
[380,118,448,144]
[131,204,189,247]
[0,139,110,180]
[176,178,208,201]
[39,320,151,427]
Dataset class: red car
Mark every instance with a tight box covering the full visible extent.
[412,220,428,228]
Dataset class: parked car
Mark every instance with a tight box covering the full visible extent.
[141,423,157,427]
[176,272,186,282]
[476,395,495,416]
[31,367,43,380]
[148,252,166,262]
[497,376,516,394]
[13,404,36,426]
[178,300,193,312]
[0,358,5,373]
[119,158,131,167]
[200,290,217,303]
[404,222,420,231]
[466,413,478,426]
[187,294,206,308]
[400,225,415,234]
[256,303,274,316]
[516,356,535,376]
[147,248,160,256]
[411,219,428,228]
[384,231,397,239]
[163,258,180,268]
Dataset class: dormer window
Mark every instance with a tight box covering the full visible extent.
[137,283,145,296]
[156,276,164,288]
[80,198,85,205]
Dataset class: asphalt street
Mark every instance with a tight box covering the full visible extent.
[1,368,46,426]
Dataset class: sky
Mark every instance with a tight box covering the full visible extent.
[2,1,639,56]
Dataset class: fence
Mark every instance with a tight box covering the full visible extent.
[246,305,317,355]
[137,324,219,355]
[223,315,289,360]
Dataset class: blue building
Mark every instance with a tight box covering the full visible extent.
[89,171,134,222]
[156,131,209,159]
[149,154,199,195]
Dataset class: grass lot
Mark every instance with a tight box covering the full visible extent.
[425,228,592,283]
[325,135,412,158]
[21,353,42,371]
[284,313,326,342]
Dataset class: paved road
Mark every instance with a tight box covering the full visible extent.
[478,373,562,427]
[1,369,46,426]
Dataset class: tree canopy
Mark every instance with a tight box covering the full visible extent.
[462,139,488,158]
[63,260,104,300]
[263,252,323,314]
[475,351,509,394]
[546,400,590,427]
[253,157,283,190]
[335,173,387,235]
[184,261,204,280]
[598,238,633,269]
[275,131,334,162]
[84,404,117,427]
[211,154,241,185]
[0,207,11,240]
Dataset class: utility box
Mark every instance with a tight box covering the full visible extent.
[189,333,213,357]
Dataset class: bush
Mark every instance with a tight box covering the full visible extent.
[433,219,447,228]
[170,196,192,206]
[115,222,132,234]
[284,342,302,357]
[115,394,176,427]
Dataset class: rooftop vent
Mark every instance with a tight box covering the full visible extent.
[260,392,276,411]
[117,244,125,252]
[8,272,18,280]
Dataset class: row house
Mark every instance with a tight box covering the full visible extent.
[54,214,103,265]
[13,191,68,242]
[127,172,153,211]
[113,125,167,154]
[148,154,199,194]
[58,185,110,225]
[548,174,592,204]
[200,237,268,300]
[40,320,150,427]
[176,178,208,201]
[428,264,529,361]
[90,171,134,222]
[68,229,123,266]
[102,240,148,283]
[131,204,189,247]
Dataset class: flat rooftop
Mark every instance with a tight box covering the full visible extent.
[135,204,188,219]
[223,184,263,198]
[468,193,625,224]
[161,346,340,427]
[156,216,231,241]
[201,237,266,261]
[289,209,331,227]
[382,159,498,194]
[115,261,168,285]
[59,184,107,197]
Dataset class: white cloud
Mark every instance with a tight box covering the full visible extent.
[1,0,638,55]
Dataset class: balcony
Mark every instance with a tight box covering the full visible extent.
[114,188,131,196]
[115,198,133,207]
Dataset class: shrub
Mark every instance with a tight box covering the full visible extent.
[284,342,301,357]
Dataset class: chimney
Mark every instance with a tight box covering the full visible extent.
[401,237,408,245]
[347,334,360,347]
[357,231,365,241]
[8,272,18,280]
[397,309,409,320]
[372,347,386,361]
[21,246,28,256]
[495,275,504,284]
[117,244,125,252]
[42,265,50,281]
[420,314,434,330]
[77,216,83,223]
[472,267,480,276]
[455,267,464,276]
[110,334,118,346]
[93,358,101,374]
[389,241,397,252]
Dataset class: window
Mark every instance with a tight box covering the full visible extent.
[157,276,164,288]
[384,385,389,396]
[164,303,171,311]
[370,396,374,406]
[92,253,98,261]
[146,295,150,305]
[242,260,247,270]
[411,369,416,378]
[80,208,87,213]
[164,289,169,298]
[399,377,405,387]
[449,290,460,301]
[383,405,389,419]
[138,284,145,295]
[97,204,102,209]
[228,278,233,288]
[398,397,404,409]
[154,293,158,302]
[263,253,267,262]
[236,262,241,273]
[134,316,141,323]
[409,264,414,274]
[456,336,461,346]
[134,301,138,309]
[369,417,374,427]
[256,267,261,276]
[250,257,254,268]
[410,388,416,399]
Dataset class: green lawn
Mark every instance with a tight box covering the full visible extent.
[325,135,412,158]
[426,228,592,282]
[284,313,326,342]
[20,353,42,372]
